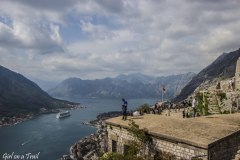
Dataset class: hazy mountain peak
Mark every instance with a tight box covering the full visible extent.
[63,77,82,83]
[48,72,195,99]
[115,72,156,84]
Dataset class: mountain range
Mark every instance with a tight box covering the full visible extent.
[173,48,240,102]
[48,72,195,99]
[1,48,239,116]
[0,65,72,117]
[2,48,240,117]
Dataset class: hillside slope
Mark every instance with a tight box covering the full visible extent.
[173,48,240,102]
[0,65,70,117]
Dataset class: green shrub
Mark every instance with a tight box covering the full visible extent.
[217,92,227,101]
[136,103,151,113]
[154,150,177,160]
[124,142,144,160]
[197,94,203,115]
[128,120,152,144]
[204,95,209,115]
[99,120,150,160]
[196,92,209,115]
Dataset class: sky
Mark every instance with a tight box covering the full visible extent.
[0,0,240,85]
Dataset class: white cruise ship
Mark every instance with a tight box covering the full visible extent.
[56,111,70,119]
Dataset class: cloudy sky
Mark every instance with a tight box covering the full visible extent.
[0,0,240,85]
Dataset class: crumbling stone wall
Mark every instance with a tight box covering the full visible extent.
[107,125,134,154]
[107,124,208,160]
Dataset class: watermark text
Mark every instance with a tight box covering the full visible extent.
[2,152,40,160]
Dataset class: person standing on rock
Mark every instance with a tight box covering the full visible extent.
[122,98,128,120]
[216,81,221,90]
[232,78,235,91]
[192,96,197,118]
[228,79,233,90]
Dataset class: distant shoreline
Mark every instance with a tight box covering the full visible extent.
[89,111,122,126]
[0,104,84,128]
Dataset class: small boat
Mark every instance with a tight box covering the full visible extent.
[56,111,70,119]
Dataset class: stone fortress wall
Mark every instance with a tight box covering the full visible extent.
[106,123,240,160]
[107,125,208,159]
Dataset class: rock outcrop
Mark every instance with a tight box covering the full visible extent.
[173,48,240,102]
[60,111,125,160]
[90,111,122,125]
[234,150,240,160]
[60,121,108,160]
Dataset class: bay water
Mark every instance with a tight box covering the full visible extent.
[0,98,158,160]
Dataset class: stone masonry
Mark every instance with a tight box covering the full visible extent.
[105,114,240,160]
[107,125,207,159]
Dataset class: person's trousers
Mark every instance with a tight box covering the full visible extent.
[193,108,196,117]
[122,110,127,120]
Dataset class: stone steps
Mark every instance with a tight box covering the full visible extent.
[209,111,220,114]
[208,104,218,107]
[209,108,220,112]
[207,93,221,114]
[209,109,220,112]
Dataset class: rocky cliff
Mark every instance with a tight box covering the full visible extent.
[173,48,240,102]
[60,121,108,160]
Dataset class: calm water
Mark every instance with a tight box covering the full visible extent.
[0,98,158,160]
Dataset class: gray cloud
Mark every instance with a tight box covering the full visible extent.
[0,21,63,54]
[7,0,78,11]
[0,0,240,82]
[95,0,124,14]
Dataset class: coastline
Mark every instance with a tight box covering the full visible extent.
[0,113,35,127]
[59,111,122,160]
[0,104,84,128]
[89,111,122,126]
